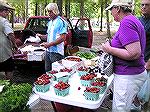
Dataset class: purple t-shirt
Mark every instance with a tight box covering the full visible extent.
[111,15,146,75]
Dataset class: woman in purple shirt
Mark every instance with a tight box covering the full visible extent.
[103,0,147,111]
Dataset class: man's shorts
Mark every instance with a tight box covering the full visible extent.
[0,57,15,72]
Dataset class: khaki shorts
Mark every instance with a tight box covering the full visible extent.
[0,57,14,72]
[112,70,147,112]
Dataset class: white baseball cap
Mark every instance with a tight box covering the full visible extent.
[0,1,14,10]
[105,0,134,10]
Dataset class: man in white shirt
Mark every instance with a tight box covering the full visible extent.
[0,1,17,80]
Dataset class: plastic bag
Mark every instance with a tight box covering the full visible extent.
[137,71,150,102]
[24,35,41,44]
[96,52,114,77]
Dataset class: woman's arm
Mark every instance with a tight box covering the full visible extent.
[102,41,141,60]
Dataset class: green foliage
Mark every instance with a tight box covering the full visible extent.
[84,2,100,18]
[70,3,80,17]
[6,0,142,25]
[134,0,142,17]
[0,80,10,86]
[0,82,32,112]
[7,0,25,17]
[76,51,97,59]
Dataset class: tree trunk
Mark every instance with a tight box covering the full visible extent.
[44,0,48,16]
[57,0,63,16]
[35,3,38,16]
[100,0,103,32]
[25,0,29,21]
[65,0,70,18]
[105,0,111,38]
[80,0,84,18]
[11,11,14,28]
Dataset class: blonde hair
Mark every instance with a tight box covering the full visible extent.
[45,3,60,15]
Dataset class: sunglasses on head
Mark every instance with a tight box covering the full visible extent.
[110,5,118,10]
[141,3,150,7]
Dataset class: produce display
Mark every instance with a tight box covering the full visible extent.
[76,51,97,59]
[80,73,97,87]
[91,81,106,87]
[33,53,113,103]
[54,81,70,96]
[84,87,100,101]
[50,68,73,82]
[80,73,97,80]
[75,49,113,77]
[64,56,82,62]
[54,81,70,90]
[59,68,73,73]
[91,77,107,94]
[47,70,58,74]
[78,66,89,76]
[0,49,113,111]
[95,76,108,83]
[35,74,51,85]
[46,70,59,80]
[34,74,51,92]
[84,87,100,93]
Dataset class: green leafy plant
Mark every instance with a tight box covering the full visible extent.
[76,51,96,59]
[0,82,32,112]
[0,80,10,86]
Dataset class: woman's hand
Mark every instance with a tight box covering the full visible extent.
[102,41,111,53]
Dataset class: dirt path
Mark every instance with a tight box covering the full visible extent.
[92,31,108,46]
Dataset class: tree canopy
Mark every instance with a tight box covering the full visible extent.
[7,0,142,21]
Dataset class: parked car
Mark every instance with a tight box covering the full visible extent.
[13,16,93,74]
[14,16,93,49]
